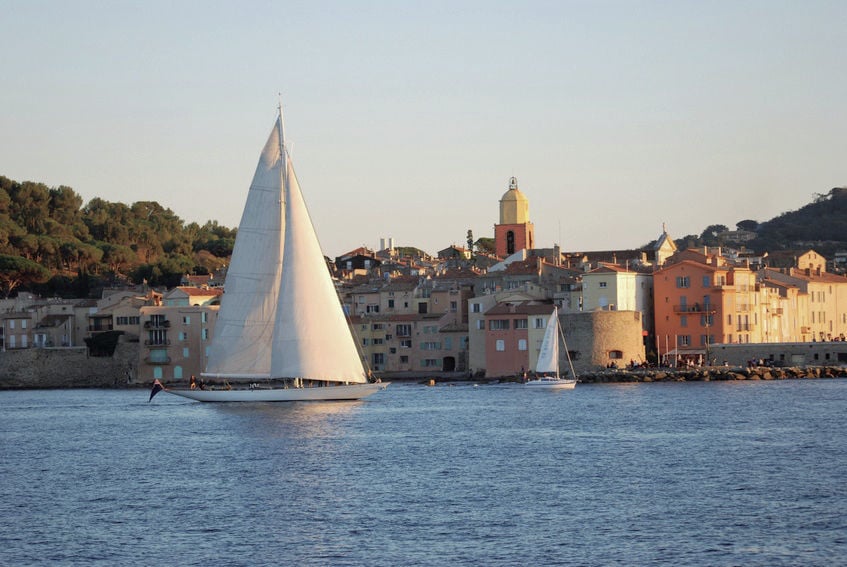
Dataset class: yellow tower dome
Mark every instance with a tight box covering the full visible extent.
[499,176,530,225]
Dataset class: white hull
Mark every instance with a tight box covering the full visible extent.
[165,382,389,402]
[525,378,577,390]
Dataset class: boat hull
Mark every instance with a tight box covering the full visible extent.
[525,379,577,390]
[164,382,389,402]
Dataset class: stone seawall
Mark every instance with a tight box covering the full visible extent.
[0,343,139,389]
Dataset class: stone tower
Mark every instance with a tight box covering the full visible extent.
[494,177,535,257]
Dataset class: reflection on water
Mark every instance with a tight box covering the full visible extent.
[212,400,364,439]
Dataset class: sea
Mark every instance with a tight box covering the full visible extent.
[2,379,846,567]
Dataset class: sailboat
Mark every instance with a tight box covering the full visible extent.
[163,105,387,402]
[525,307,577,389]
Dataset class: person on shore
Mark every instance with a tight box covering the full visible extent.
[190,375,196,389]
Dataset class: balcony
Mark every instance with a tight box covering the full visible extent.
[144,319,171,329]
[144,339,171,346]
[144,356,172,365]
[673,305,716,314]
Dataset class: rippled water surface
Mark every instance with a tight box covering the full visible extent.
[2,379,846,566]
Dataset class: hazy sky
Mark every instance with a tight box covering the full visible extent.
[2,1,845,257]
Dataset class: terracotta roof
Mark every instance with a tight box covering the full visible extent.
[485,301,554,316]
[175,287,223,297]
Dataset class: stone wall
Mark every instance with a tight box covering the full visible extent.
[0,342,139,389]
[710,342,847,367]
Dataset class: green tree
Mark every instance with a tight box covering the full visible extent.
[0,254,51,298]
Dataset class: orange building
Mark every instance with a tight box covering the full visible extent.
[653,250,757,364]
[494,177,535,258]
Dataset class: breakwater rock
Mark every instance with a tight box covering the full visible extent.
[576,366,847,384]
[0,343,139,390]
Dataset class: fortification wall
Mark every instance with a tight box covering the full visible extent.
[0,343,139,389]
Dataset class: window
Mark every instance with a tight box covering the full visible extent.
[21,320,27,329]
[362,338,370,346]
[534,317,545,329]
[678,335,691,346]
[388,299,395,308]
[450,301,457,312]
[372,353,385,365]
[400,355,409,364]
[400,339,412,348]
[676,276,690,288]
[202,329,208,340]
[496,339,505,351]
[201,312,207,324]
[515,319,528,330]
[421,342,441,350]
[489,320,510,331]
[183,348,189,358]
[373,338,384,345]
[174,366,183,379]
[372,323,384,330]
[183,316,191,325]
[389,347,396,354]
[422,359,440,368]
[609,350,623,359]
[702,276,711,288]
[472,303,482,313]
[476,320,485,330]
[599,282,607,288]
[444,337,453,350]
[396,324,412,337]
[153,367,163,379]
[518,339,527,351]
[680,315,687,328]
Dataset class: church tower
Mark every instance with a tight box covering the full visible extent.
[494,177,535,258]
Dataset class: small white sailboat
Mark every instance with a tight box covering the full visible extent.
[525,307,577,390]
[163,104,387,402]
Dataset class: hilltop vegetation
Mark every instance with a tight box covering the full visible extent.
[0,176,235,297]
[655,187,847,257]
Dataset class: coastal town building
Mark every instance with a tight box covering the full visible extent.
[136,302,218,383]
[653,249,760,363]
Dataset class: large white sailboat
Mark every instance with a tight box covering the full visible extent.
[525,307,577,390]
[164,105,387,402]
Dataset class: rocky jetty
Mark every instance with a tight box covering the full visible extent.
[576,365,847,384]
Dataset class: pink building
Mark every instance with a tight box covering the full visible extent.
[484,301,554,378]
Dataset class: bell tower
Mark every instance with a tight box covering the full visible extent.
[494,177,535,258]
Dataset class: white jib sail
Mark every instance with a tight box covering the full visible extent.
[270,121,367,383]
[535,308,559,377]
[203,118,285,379]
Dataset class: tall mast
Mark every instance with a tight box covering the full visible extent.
[277,96,286,176]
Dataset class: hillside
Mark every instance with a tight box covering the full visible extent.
[0,175,236,297]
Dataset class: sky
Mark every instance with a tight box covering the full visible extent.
[2,1,845,258]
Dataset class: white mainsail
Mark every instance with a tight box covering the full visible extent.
[535,308,560,377]
[203,118,285,379]
[269,110,367,384]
